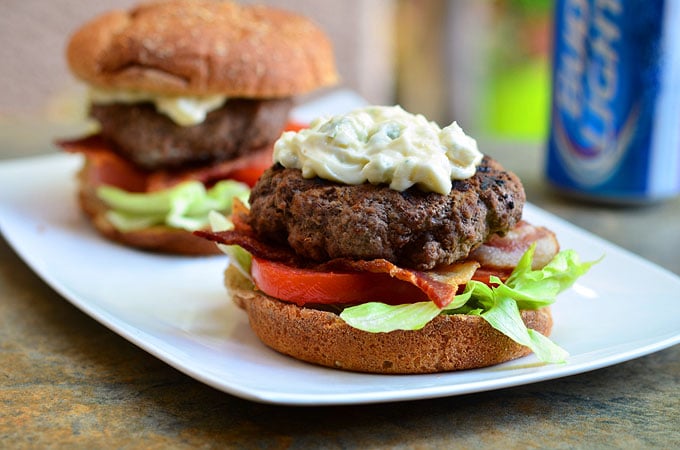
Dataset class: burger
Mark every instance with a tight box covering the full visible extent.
[57,0,338,255]
[196,106,597,374]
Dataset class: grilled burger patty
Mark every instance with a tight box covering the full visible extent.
[247,155,526,270]
[91,97,293,170]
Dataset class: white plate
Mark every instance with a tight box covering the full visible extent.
[2,114,679,407]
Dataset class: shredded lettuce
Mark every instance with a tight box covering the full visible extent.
[98,180,250,232]
[340,244,600,364]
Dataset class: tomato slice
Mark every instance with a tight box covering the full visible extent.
[226,161,272,187]
[251,257,429,306]
[220,121,308,187]
[283,121,308,133]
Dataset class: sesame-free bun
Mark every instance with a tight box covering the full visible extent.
[66,0,338,97]
[224,266,554,374]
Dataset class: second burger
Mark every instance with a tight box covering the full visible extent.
[59,0,338,255]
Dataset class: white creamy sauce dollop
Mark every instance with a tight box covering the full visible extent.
[89,88,227,126]
[273,105,483,195]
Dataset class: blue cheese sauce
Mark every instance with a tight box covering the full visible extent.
[273,105,483,195]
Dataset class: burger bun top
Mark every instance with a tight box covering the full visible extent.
[66,0,338,97]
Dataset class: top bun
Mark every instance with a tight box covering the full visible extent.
[66,0,338,97]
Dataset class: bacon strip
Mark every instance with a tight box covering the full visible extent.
[323,258,479,308]
[58,135,148,192]
[195,226,479,309]
[195,229,298,264]
[469,220,560,271]
[57,133,273,191]
[145,145,273,191]
[195,205,559,309]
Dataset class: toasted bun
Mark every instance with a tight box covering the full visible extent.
[77,163,221,256]
[67,0,338,97]
[224,266,554,374]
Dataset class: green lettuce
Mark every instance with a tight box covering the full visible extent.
[208,210,252,279]
[97,180,250,232]
[340,244,599,363]
[465,281,569,363]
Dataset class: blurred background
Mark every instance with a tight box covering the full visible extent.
[0,0,552,146]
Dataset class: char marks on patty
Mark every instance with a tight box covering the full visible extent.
[247,155,526,270]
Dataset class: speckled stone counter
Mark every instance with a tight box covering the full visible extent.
[1,133,678,448]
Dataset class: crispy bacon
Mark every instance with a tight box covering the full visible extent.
[59,135,147,192]
[144,145,273,191]
[57,133,273,191]
[57,121,308,192]
[470,267,513,284]
[323,258,479,308]
[195,201,480,308]
[229,198,252,232]
[197,225,479,308]
[469,220,560,271]
[58,134,111,155]
[195,204,559,309]
[196,228,298,264]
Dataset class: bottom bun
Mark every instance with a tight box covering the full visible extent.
[77,167,221,256]
[224,266,554,374]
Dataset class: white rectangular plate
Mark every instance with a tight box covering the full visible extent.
[2,103,679,406]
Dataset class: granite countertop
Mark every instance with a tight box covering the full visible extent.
[1,131,678,448]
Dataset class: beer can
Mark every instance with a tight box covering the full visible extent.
[546,0,680,203]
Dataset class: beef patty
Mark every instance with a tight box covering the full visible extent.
[247,156,526,270]
[91,97,293,170]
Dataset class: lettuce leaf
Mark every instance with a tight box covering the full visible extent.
[466,281,569,363]
[340,244,599,363]
[338,289,473,332]
[208,211,252,280]
[98,180,250,232]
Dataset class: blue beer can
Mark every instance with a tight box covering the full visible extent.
[546,0,680,203]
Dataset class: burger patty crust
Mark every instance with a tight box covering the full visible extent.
[247,156,526,270]
[91,97,292,170]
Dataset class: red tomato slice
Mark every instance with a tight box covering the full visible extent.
[251,257,429,306]
[227,161,272,187]
[284,121,308,133]
[223,122,308,187]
